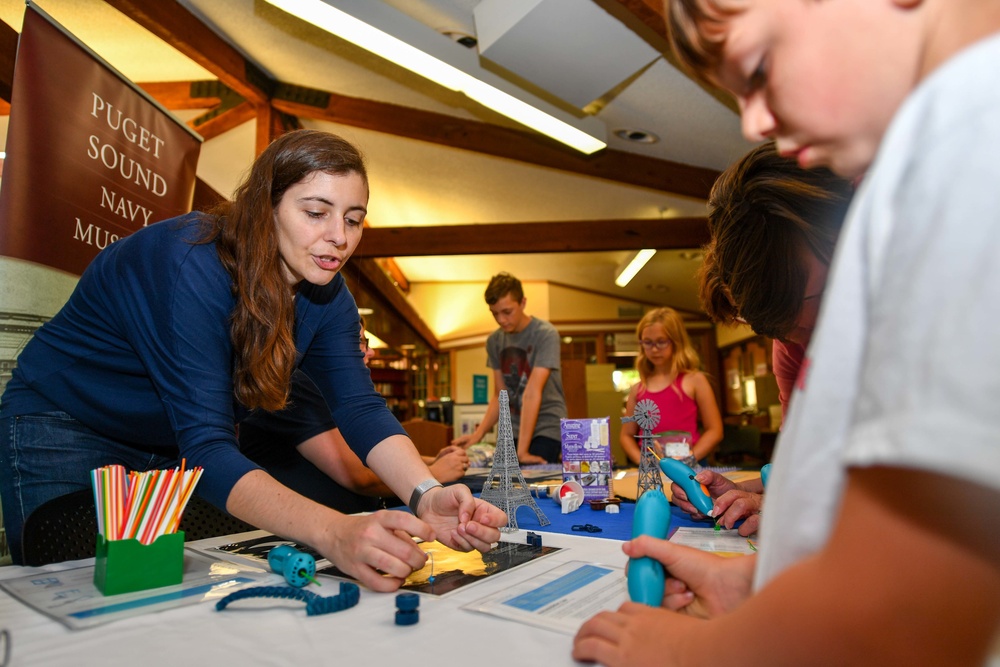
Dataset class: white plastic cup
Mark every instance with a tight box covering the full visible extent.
[554,480,584,507]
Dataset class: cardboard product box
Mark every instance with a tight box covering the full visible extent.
[560,417,613,500]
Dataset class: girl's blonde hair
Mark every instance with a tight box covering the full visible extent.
[634,307,701,384]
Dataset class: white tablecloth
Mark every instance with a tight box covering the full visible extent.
[0,530,627,666]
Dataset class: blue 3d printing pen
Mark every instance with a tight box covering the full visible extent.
[658,456,714,516]
[760,463,772,489]
[627,489,672,606]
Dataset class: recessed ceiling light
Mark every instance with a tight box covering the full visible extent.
[440,30,477,48]
[357,307,374,315]
[614,128,659,144]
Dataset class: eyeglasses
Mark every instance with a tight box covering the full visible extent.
[640,339,671,350]
[359,335,370,351]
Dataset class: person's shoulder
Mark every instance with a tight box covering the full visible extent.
[683,370,709,386]
[117,211,206,245]
[532,317,558,335]
[892,32,1000,140]
[773,340,806,368]
[98,212,215,273]
[682,372,715,401]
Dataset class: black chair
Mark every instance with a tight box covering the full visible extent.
[20,489,256,566]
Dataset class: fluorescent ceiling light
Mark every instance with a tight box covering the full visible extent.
[614,249,656,287]
[262,0,607,155]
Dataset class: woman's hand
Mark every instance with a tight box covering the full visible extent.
[417,484,506,552]
[624,536,755,619]
[315,510,435,593]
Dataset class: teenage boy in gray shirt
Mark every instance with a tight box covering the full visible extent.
[453,273,567,463]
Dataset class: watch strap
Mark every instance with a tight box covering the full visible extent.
[408,479,443,515]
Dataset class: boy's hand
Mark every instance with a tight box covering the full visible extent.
[671,470,737,518]
[624,536,755,618]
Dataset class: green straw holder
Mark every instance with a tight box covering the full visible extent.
[93,531,185,596]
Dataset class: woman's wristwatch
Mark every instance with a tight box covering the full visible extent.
[408,479,443,515]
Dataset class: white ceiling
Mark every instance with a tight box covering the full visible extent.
[0,0,758,320]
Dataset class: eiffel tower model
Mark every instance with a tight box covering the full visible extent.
[622,398,662,498]
[480,390,550,532]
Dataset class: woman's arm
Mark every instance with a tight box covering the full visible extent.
[365,434,506,553]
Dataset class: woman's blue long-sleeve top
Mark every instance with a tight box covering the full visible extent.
[0,213,405,509]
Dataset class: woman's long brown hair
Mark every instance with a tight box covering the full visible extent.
[200,129,368,411]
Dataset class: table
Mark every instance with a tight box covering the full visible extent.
[0,528,632,666]
[502,492,720,541]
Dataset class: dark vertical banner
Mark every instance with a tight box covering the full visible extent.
[0,4,202,275]
[0,3,202,407]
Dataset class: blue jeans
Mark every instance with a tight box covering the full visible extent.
[0,412,177,564]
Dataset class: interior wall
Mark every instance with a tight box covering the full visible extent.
[440,279,652,414]
[548,283,645,322]
[407,279,551,342]
[715,321,756,348]
[452,346,491,404]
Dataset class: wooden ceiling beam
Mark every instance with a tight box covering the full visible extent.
[138,81,224,109]
[103,0,272,105]
[272,95,719,200]
[352,258,439,349]
[192,100,257,141]
[356,217,710,258]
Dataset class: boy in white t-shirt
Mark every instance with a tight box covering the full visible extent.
[574,2,1000,665]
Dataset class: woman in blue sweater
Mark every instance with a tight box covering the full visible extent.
[0,130,504,585]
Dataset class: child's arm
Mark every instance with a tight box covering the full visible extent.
[689,372,723,461]
[574,467,1000,666]
[451,370,503,447]
[515,365,551,464]
[298,428,391,497]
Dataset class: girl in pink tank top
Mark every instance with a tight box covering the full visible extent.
[621,308,723,464]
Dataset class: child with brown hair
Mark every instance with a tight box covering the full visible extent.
[574,1,1000,664]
